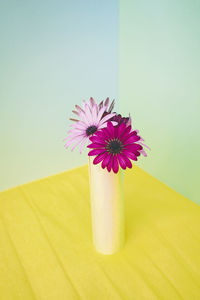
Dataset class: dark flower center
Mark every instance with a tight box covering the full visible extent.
[106,139,122,154]
[86,125,97,136]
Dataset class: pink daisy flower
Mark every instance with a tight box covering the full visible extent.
[87,121,144,173]
[70,97,115,122]
[64,99,117,153]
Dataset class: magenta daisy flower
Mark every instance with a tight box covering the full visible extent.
[111,113,131,126]
[87,121,144,173]
[64,99,117,153]
[112,114,150,157]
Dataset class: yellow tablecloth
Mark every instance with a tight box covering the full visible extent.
[0,165,200,300]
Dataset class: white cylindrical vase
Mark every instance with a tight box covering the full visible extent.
[88,157,124,255]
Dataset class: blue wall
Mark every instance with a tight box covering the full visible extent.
[0,0,118,190]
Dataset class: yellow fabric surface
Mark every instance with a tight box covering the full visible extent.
[0,165,200,300]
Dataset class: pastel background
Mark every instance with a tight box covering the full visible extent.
[119,0,200,204]
[0,0,118,190]
[1,0,200,205]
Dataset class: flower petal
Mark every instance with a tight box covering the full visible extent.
[108,99,115,113]
[123,150,138,161]
[104,97,109,107]
[120,125,131,139]
[140,149,147,157]
[120,153,132,168]
[98,123,108,129]
[117,154,127,169]
[89,135,106,144]
[87,142,106,149]
[98,100,103,111]
[98,113,116,127]
[107,121,115,138]
[138,141,151,150]
[107,155,113,172]
[101,153,111,169]
[88,149,105,156]
[96,106,107,123]
[125,144,143,152]
[70,123,87,130]
[114,125,118,138]
[75,104,84,113]
[126,116,132,127]
[84,103,93,123]
[72,110,80,116]
[122,131,140,141]
[67,128,84,135]
[93,130,107,140]
[91,103,98,123]
[101,127,111,140]
[79,111,90,126]
[125,136,140,144]
[70,120,87,128]
[71,136,86,151]
[93,152,107,165]
[112,155,119,173]
[117,122,126,138]
[135,151,141,157]
[90,97,95,107]
[99,121,117,129]
[79,137,88,153]
[111,121,118,126]
[64,134,84,147]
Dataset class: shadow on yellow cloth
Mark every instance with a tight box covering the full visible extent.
[0,165,200,300]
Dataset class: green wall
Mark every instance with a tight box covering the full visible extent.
[119,0,200,204]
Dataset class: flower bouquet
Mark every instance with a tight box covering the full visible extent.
[64,97,149,254]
